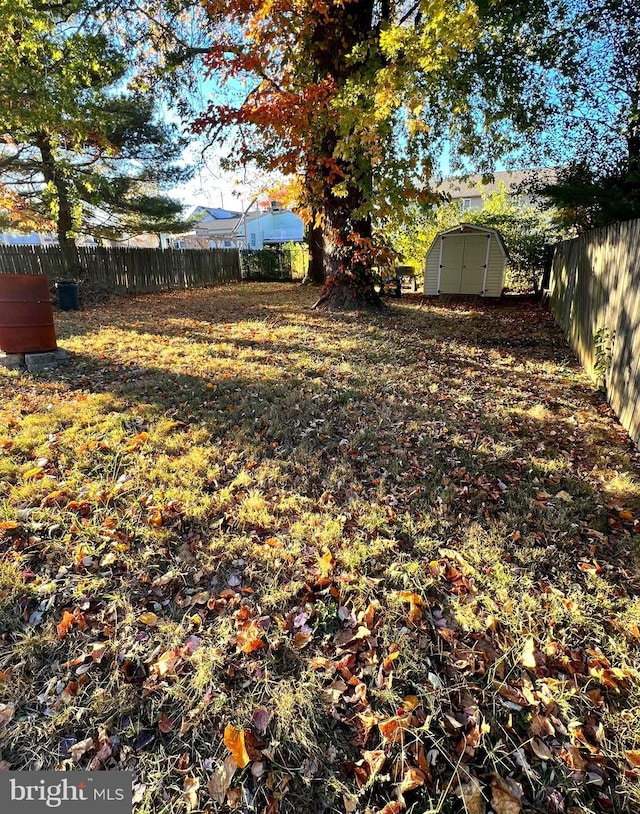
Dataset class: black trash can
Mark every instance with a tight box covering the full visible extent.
[56,281,80,311]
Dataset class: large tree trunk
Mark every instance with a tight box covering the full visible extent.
[308,0,384,310]
[303,218,325,285]
[313,186,383,310]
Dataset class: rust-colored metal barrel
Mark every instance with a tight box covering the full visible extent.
[0,274,57,353]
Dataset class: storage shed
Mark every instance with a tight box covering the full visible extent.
[423,224,508,297]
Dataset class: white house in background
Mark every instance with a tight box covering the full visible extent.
[0,230,139,248]
[169,203,305,250]
[438,169,557,212]
[0,231,58,246]
[243,207,304,248]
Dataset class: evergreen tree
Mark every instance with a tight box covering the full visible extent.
[0,0,194,247]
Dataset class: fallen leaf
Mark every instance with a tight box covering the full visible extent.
[69,736,94,762]
[91,642,108,663]
[152,647,182,677]
[92,735,113,767]
[183,776,199,811]
[251,761,266,779]
[378,715,409,744]
[158,713,175,733]
[293,631,312,648]
[252,707,273,734]
[402,694,421,712]
[22,466,43,480]
[458,776,485,814]
[208,755,238,804]
[562,745,588,771]
[625,750,640,768]
[125,432,149,451]
[398,590,424,624]
[578,561,602,573]
[522,637,537,670]
[317,547,333,577]
[133,730,155,751]
[363,750,386,783]
[224,724,250,768]
[56,610,75,640]
[555,490,573,503]
[236,620,266,653]
[530,737,554,760]
[491,775,522,814]
[139,611,158,627]
[397,766,425,794]
[0,703,15,730]
[343,793,358,813]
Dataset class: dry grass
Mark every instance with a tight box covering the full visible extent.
[0,283,639,814]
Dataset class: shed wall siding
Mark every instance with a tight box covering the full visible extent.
[424,242,440,295]
[484,240,505,296]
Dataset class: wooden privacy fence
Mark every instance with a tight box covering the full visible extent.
[0,245,241,294]
[550,218,640,446]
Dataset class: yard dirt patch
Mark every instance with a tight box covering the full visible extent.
[1,283,639,813]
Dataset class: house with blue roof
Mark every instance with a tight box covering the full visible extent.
[169,203,304,250]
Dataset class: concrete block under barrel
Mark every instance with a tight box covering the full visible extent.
[0,274,57,353]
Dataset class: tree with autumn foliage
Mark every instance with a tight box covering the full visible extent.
[196,0,570,309]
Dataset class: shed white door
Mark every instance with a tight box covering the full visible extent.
[439,234,489,294]
[439,236,464,293]
[460,235,488,294]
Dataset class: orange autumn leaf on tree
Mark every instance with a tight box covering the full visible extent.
[223,724,250,768]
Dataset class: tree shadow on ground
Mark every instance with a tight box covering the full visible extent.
[4,287,640,814]
[41,332,640,589]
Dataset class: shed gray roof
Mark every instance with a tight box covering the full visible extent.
[428,223,509,259]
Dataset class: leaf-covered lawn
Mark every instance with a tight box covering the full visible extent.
[1,283,639,814]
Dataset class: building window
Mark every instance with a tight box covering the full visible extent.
[461,198,472,211]
[250,233,257,247]
[173,239,186,249]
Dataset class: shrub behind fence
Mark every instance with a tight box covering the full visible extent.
[240,245,308,281]
[0,245,241,294]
